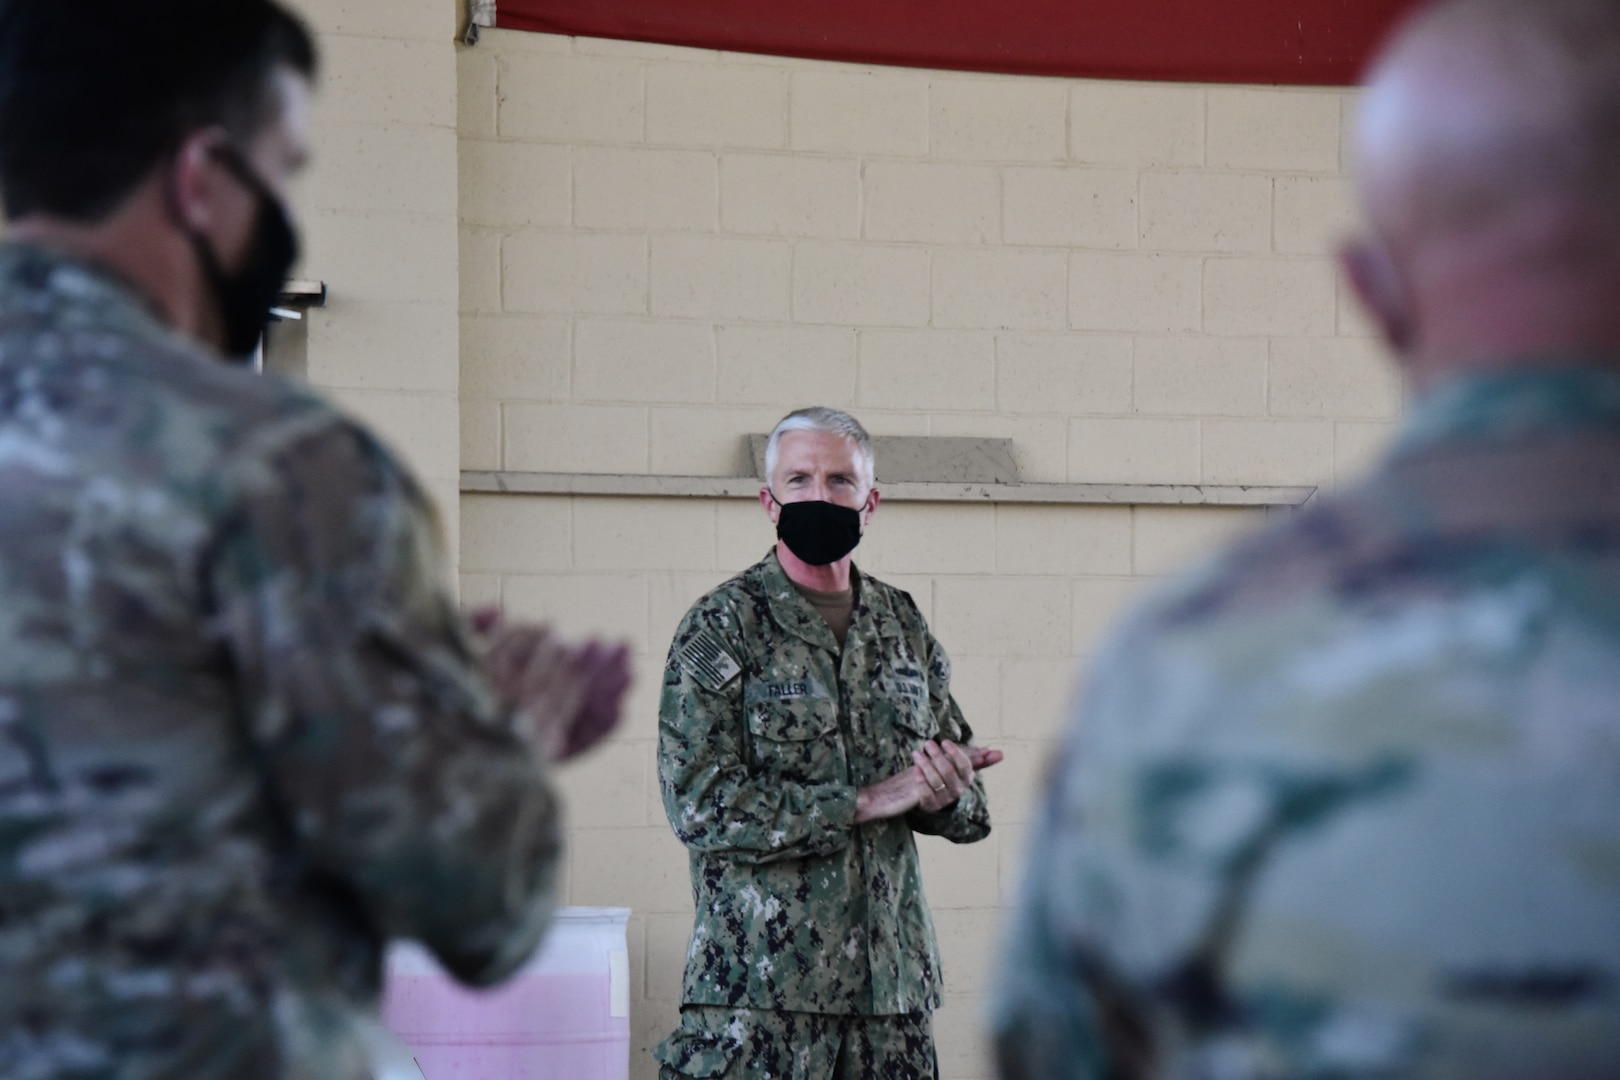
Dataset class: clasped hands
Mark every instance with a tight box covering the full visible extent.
[855,739,1004,824]
[473,608,633,763]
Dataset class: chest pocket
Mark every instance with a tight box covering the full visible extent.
[872,677,939,774]
[746,698,842,782]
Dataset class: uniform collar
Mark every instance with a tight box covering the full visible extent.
[0,241,179,353]
[1393,361,1620,461]
[756,550,902,654]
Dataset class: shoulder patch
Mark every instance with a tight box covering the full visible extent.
[678,630,742,692]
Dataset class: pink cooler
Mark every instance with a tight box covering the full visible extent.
[381,906,631,1080]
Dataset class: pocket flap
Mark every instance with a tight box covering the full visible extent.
[653,1027,742,1077]
[747,699,838,742]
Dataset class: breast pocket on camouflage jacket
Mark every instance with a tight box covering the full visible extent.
[872,677,939,775]
[746,696,843,783]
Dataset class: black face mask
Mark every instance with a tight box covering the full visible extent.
[773,497,865,566]
[186,145,300,364]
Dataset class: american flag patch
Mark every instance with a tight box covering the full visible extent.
[678,630,742,691]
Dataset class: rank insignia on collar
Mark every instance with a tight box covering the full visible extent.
[679,630,742,692]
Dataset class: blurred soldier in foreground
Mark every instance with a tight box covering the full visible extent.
[0,3,629,1077]
[655,407,1002,1079]
[993,0,1620,1076]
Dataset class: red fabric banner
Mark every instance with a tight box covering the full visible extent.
[494,0,1424,86]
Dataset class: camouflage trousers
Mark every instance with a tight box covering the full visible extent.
[654,1005,938,1080]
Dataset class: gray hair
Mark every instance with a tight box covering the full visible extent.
[764,407,875,489]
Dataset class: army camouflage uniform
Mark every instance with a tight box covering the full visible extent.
[992,365,1620,1079]
[656,551,991,1079]
[0,243,563,1080]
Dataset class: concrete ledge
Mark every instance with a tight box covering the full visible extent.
[461,470,1317,507]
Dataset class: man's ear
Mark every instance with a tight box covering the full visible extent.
[1339,237,1415,357]
[167,129,230,234]
[860,489,880,530]
[759,487,780,524]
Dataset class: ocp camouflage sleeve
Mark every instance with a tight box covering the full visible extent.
[209,417,562,987]
[992,366,1620,1079]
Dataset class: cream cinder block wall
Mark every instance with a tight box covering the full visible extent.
[289,0,464,556]
[456,30,1405,1080]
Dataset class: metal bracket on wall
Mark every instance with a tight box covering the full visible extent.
[464,0,496,45]
[270,280,327,323]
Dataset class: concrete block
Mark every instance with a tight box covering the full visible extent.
[459,493,572,574]
[574,498,718,572]
[299,0,447,40]
[476,28,572,54]
[569,826,693,913]
[1140,172,1273,254]
[326,388,458,481]
[716,325,858,406]
[460,140,570,229]
[457,572,502,611]
[503,403,649,474]
[863,162,1000,245]
[789,70,930,155]
[1068,417,1200,485]
[574,320,716,404]
[931,76,1067,162]
[933,249,1067,331]
[649,406,786,476]
[1208,88,1341,173]
[793,243,931,327]
[1275,175,1359,256]
[1335,421,1400,487]
[979,738,1054,826]
[930,907,1008,994]
[995,333,1132,416]
[945,654,1001,742]
[720,153,861,239]
[1071,577,1151,655]
[502,231,648,316]
[1203,257,1338,337]
[650,236,792,321]
[857,503,997,576]
[1133,336,1267,417]
[553,737,654,829]
[319,36,455,129]
[933,578,1071,657]
[1003,166,1138,250]
[1202,419,1334,485]
[1070,253,1201,333]
[647,64,787,148]
[1269,337,1404,419]
[575,148,718,231]
[498,54,643,143]
[1070,82,1204,167]
[934,994,996,1080]
[928,412,1069,485]
[1000,657,1081,743]
[1132,506,1267,576]
[997,820,1035,909]
[306,123,457,218]
[305,301,458,393]
[460,400,500,471]
[920,831,1001,910]
[459,226,502,314]
[304,210,460,304]
[460,314,570,402]
[503,574,651,655]
[715,500,778,575]
[644,912,695,1004]
[994,506,1133,576]
[571,35,719,61]
[1340,90,1363,177]
[857,331,995,412]
[457,47,498,140]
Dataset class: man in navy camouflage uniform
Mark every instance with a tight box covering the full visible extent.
[993,1,1620,1076]
[656,407,1002,1079]
[0,3,629,1077]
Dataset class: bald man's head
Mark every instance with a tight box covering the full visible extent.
[1344,0,1620,383]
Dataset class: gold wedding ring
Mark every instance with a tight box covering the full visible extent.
[930,781,946,791]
